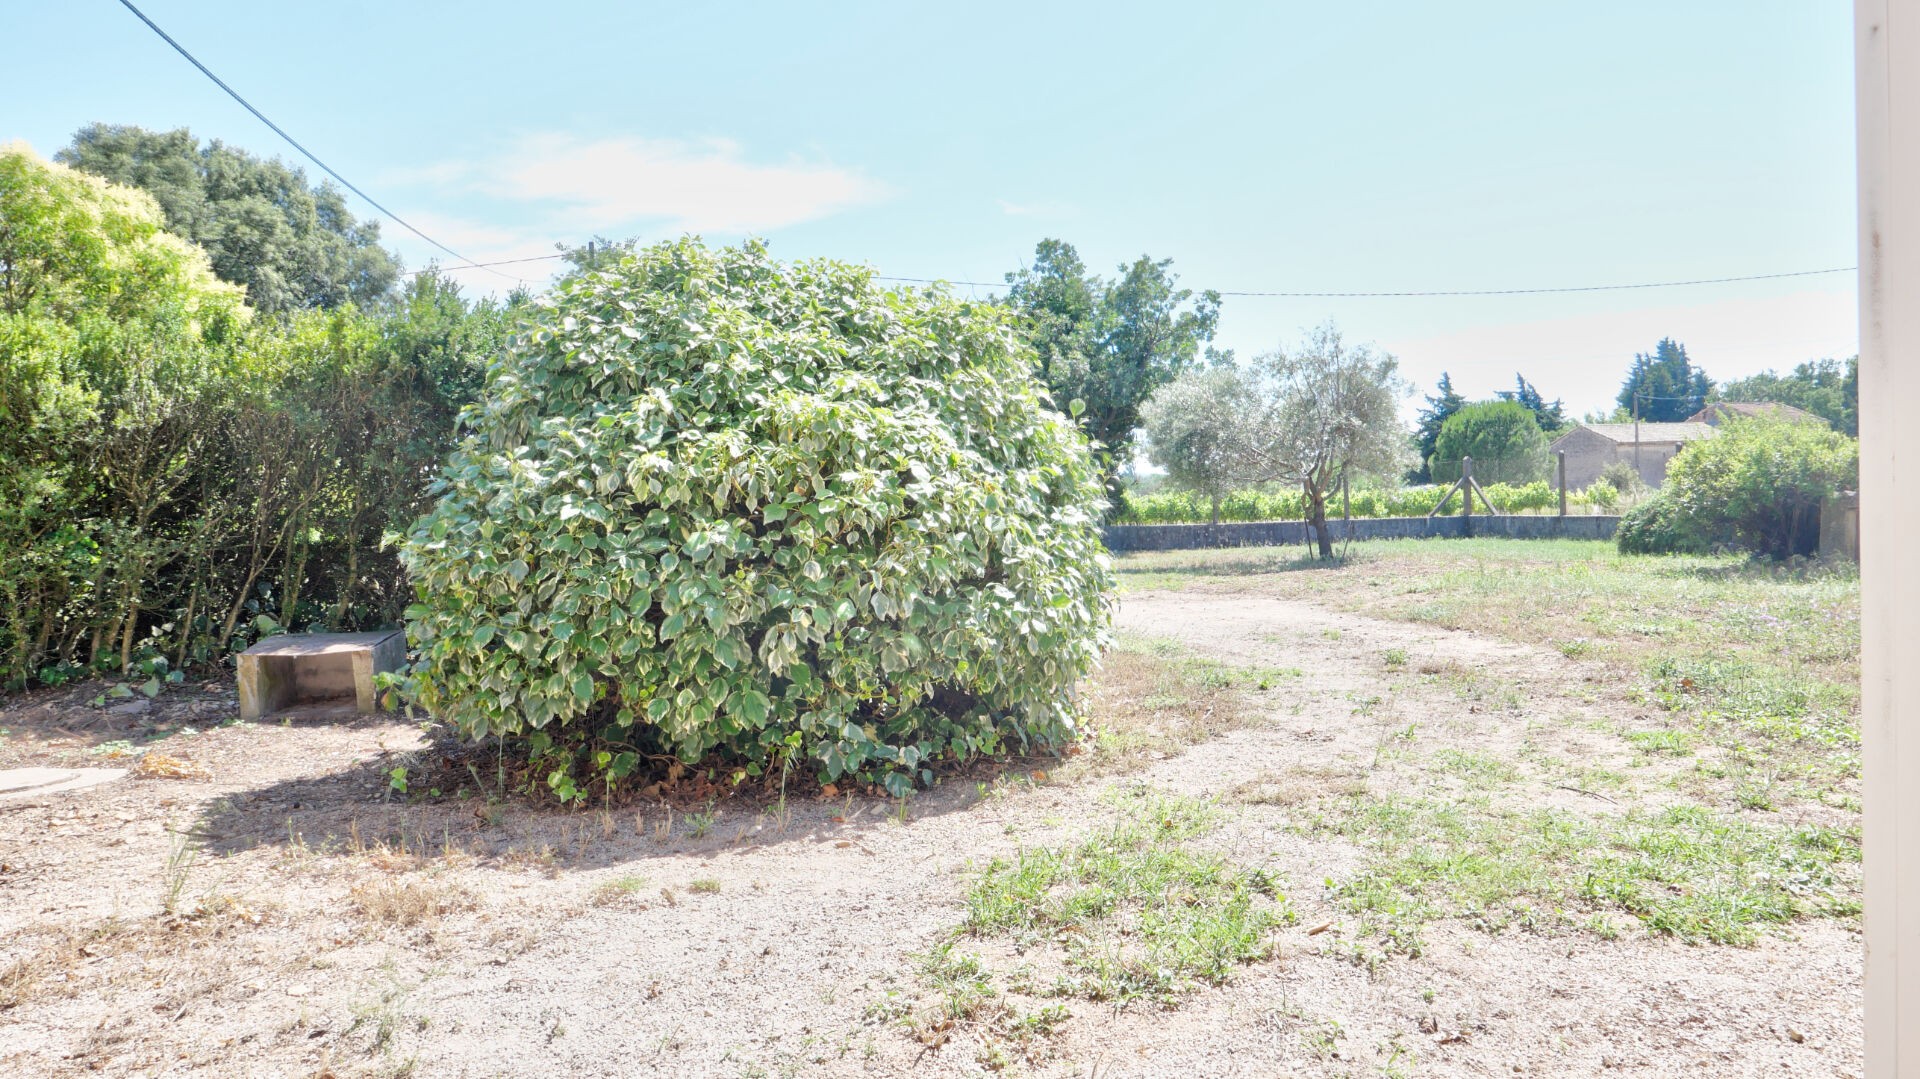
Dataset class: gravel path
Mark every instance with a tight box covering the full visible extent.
[0,590,1861,1077]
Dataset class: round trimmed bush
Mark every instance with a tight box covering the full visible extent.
[401,240,1113,795]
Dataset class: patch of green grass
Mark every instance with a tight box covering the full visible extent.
[689,878,722,895]
[1646,655,1857,749]
[1381,647,1408,671]
[1623,729,1696,757]
[897,944,1071,1066]
[1310,793,1859,957]
[589,874,649,906]
[685,803,718,839]
[1431,749,1519,789]
[952,790,1290,1010]
[1117,539,1860,810]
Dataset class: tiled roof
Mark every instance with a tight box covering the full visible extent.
[1556,422,1717,445]
[1688,402,1823,423]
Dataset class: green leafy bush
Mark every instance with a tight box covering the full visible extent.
[401,239,1113,795]
[1614,494,1712,555]
[1582,479,1622,512]
[1627,417,1858,559]
[1598,460,1646,498]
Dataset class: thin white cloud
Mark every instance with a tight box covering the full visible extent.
[412,134,887,235]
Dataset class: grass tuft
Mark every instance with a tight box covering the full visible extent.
[1312,793,1859,954]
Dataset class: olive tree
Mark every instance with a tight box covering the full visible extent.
[401,239,1114,798]
[1241,325,1410,559]
[1139,363,1258,524]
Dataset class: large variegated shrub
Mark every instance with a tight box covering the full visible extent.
[401,239,1113,794]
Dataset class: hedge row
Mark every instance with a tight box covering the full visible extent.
[1116,480,1620,524]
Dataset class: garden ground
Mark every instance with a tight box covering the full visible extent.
[0,540,1860,1077]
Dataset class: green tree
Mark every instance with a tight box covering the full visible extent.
[57,123,399,314]
[1240,324,1409,559]
[1003,239,1220,506]
[1429,400,1551,485]
[402,239,1113,797]
[1410,371,1466,481]
[1496,374,1566,433]
[1140,364,1258,524]
[0,142,248,680]
[1617,338,1712,422]
[1715,357,1857,435]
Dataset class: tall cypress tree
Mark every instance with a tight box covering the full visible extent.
[1411,372,1466,481]
[1497,374,1566,433]
[1617,339,1712,422]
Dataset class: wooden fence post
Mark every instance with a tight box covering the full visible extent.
[1557,451,1568,517]
[1461,455,1474,537]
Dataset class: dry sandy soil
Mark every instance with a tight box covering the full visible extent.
[0,587,1859,1078]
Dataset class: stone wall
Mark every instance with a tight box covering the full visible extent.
[1102,515,1621,553]
[1820,492,1860,562]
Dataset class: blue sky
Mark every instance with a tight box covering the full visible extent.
[4,1,1857,416]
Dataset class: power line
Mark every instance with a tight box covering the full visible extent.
[113,0,518,283]
[407,253,1857,300]
[402,253,570,279]
[1216,266,1856,298]
[880,266,1854,297]
[98,4,1856,302]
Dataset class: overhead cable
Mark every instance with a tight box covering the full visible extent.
[114,0,519,283]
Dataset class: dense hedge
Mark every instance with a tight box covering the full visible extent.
[401,240,1114,796]
[0,144,514,689]
[1117,480,1618,524]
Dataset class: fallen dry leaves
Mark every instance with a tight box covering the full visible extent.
[131,753,211,780]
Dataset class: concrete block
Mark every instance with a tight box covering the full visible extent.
[238,630,406,720]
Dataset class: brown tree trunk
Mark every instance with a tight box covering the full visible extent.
[1305,480,1334,560]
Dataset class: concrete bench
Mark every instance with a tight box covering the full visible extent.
[238,630,406,720]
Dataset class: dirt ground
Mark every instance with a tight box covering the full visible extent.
[0,587,1860,1078]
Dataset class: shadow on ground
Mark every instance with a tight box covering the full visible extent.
[194,727,1055,872]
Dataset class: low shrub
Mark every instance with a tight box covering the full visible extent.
[1614,494,1712,555]
[401,239,1114,798]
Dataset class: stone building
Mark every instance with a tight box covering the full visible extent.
[1548,422,1717,489]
